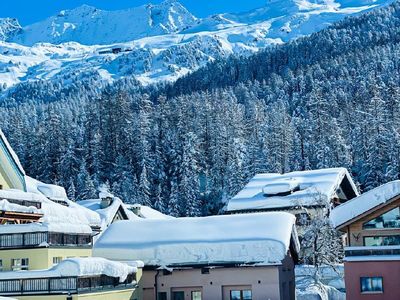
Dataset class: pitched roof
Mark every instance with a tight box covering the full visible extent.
[93,212,299,267]
[0,129,25,176]
[225,168,358,212]
[330,180,400,229]
[78,197,140,232]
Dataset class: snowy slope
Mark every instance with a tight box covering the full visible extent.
[0,0,395,91]
[11,1,197,46]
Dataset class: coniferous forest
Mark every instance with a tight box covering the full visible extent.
[1,2,400,216]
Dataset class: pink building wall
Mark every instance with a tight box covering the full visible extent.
[344,260,400,300]
[139,262,295,300]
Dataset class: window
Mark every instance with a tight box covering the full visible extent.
[361,277,383,293]
[157,292,167,300]
[192,291,202,300]
[363,207,400,229]
[172,291,185,300]
[12,258,29,271]
[230,290,252,300]
[364,235,400,246]
[52,257,62,266]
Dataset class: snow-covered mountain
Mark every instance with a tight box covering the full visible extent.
[0,0,394,92]
[10,0,197,46]
[0,18,22,41]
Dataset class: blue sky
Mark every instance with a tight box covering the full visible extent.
[1,0,267,26]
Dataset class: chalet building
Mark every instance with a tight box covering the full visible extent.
[0,129,143,300]
[224,168,358,233]
[94,212,300,300]
[331,181,400,300]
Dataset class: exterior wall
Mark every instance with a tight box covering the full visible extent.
[0,138,25,191]
[13,288,136,300]
[278,253,296,300]
[344,260,400,300]
[138,264,294,300]
[0,247,92,271]
[0,171,11,190]
[346,197,400,247]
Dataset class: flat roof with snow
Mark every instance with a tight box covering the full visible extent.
[330,180,400,229]
[0,257,141,282]
[93,212,299,267]
[225,168,358,212]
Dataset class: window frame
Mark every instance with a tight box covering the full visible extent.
[191,290,202,300]
[11,258,29,271]
[363,235,400,246]
[362,207,400,230]
[360,276,383,294]
[230,289,252,300]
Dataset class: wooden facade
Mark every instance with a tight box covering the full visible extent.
[337,195,400,247]
[0,211,43,225]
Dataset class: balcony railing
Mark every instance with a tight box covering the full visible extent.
[2,198,42,209]
[345,245,400,257]
[0,274,136,296]
[0,232,92,249]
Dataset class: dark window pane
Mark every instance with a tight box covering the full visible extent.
[158,292,167,300]
[173,291,185,300]
[363,207,400,229]
[361,277,383,292]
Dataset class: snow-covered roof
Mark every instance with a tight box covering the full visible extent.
[25,176,68,201]
[78,197,140,231]
[0,129,25,176]
[0,184,101,235]
[330,180,400,229]
[0,199,39,214]
[0,257,140,282]
[93,212,299,267]
[225,168,358,212]
[126,203,174,219]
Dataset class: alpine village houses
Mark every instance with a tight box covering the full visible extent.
[331,181,400,300]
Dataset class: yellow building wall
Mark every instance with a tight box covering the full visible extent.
[13,288,136,300]
[0,141,25,191]
[0,248,92,271]
[0,171,11,190]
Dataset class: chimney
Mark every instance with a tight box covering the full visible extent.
[131,204,142,216]
[100,194,113,209]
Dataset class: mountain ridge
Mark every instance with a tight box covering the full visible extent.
[0,0,395,93]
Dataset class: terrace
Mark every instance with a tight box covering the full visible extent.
[0,273,136,296]
[0,232,92,249]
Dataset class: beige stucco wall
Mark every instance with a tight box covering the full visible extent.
[139,263,295,300]
[0,247,92,271]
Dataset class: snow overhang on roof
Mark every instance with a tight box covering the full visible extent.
[93,212,298,267]
[0,257,140,283]
[330,180,400,229]
[225,168,359,212]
